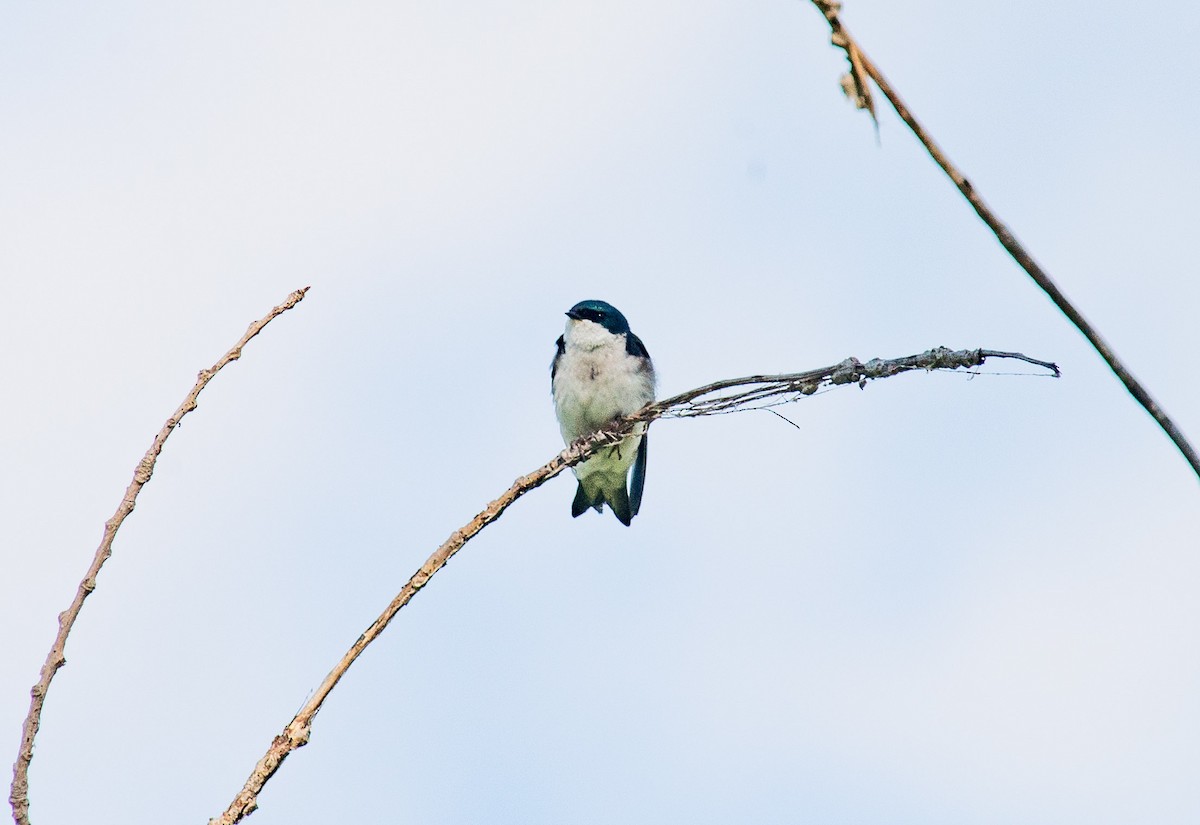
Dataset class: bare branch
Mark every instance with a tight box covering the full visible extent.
[209,346,1054,824]
[9,287,310,825]
[807,0,1200,481]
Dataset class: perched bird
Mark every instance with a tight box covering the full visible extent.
[551,300,656,526]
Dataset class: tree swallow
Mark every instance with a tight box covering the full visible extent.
[551,300,656,526]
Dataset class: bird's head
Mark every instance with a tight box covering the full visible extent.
[565,300,631,336]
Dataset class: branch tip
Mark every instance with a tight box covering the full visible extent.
[10,288,309,825]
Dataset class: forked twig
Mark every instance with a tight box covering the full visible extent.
[209,346,1055,824]
[9,287,310,825]
[808,0,1200,480]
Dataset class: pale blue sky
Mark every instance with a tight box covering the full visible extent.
[3,2,1198,823]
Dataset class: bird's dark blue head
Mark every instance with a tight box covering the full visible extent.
[565,300,630,335]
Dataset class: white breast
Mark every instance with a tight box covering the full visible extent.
[552,320,655,443]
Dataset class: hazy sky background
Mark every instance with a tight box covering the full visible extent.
[3,2,1199,823]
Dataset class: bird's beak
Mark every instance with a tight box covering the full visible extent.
[565,309,583,320]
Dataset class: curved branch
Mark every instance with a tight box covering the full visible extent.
[808,0,1200,481]
[209,346,1054,824]
[9,287,310,825]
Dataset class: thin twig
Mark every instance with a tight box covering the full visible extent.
[764,408,805,431]
[210,346,1054,824]
[9,287,310,825]
[807,0,1199,481]
[977,350,1060,377]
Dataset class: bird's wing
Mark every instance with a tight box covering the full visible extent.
[550,334,565,381]
[629,433,648,517]
[625,331,650,359]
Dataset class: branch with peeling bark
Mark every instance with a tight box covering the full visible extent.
[8,288,309,825]
[808,0,1199,480]
[208,346,1056,824]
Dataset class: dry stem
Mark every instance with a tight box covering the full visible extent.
[808,0,1199,480]
[9,287,309,825]
[209,346,1055,824]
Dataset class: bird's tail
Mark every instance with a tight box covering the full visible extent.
[571,479,634,526]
